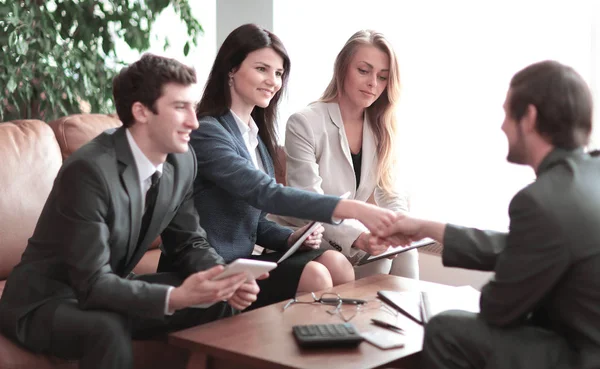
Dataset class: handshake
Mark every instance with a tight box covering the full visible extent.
[336,201,442,258]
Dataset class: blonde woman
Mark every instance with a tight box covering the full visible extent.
[274,30,417,279]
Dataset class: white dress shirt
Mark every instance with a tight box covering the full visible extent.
[125,129,173,315]
[230,109,266,172]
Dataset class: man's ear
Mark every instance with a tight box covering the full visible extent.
[521,104,538,134]
[131,102,149,124]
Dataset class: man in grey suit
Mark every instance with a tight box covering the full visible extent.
[378,60,599,369]
[0,54,260,369]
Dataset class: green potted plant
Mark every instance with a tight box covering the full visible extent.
[0,0,202,121]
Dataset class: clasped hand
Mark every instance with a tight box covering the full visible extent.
[367,211,425,251]
[350,211,424,256]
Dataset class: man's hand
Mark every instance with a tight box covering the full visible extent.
[168,265,247,311]
[288,223,324,250]
[227,279,261,310]
[374,212,446,246]
[381,211,424,240]
[333,200,397,237]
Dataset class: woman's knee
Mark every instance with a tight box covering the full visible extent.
[297,261,333,293]
[315,250,355,285]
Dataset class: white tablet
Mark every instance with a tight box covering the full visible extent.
[212,258,277,282]
[277,221,322,264]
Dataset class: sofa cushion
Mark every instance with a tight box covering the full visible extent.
[0,333,189,369]
[0,120,63,280]
[0,334,78,369]
[48,114,122,159]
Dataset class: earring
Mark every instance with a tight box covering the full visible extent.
[228,76,233,87]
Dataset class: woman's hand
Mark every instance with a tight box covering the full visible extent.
[332,200,397,237]
[288,223,324,250]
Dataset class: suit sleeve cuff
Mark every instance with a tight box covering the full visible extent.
[165,286,175,315]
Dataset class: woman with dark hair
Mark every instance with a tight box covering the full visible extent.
[182,24,396,308]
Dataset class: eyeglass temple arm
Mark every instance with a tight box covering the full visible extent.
[317,296,368,305]
[282,298,296,310]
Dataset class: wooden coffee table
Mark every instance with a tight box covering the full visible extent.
[169,274,479,369]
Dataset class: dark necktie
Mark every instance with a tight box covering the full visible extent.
[139,171,160,241]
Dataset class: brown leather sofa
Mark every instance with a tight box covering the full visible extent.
[0,115,188,369]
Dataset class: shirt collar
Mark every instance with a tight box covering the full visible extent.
[125,129,163,183]
[230,109,259,138]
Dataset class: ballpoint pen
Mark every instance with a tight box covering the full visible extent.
[371,318,405,334]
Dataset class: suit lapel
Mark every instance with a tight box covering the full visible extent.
[357,115,378,199]
[257,138,274,176]
[327,103,354,171]
[114,128,143,262]
[220,112,253,162]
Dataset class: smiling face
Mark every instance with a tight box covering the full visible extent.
[144,83,199,159]
[229,47,284,114]
[340,45,390,110]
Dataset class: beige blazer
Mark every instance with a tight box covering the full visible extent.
[272,102,408,264]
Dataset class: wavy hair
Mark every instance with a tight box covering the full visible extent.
[320,30,400,194]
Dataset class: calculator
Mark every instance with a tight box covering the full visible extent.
[292,323,364,348]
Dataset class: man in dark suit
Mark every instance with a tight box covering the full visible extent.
[0,54,260,369]
[378,60,599,369]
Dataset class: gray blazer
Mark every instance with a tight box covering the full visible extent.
[187,112,341,262]
[0,127,224,344]
[443,148,600,369]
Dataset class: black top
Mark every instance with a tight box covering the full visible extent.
[351,149,362,189]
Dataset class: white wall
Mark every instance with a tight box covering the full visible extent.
[216,0,273,47]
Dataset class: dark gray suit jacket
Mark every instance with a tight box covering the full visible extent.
[443,148,600,369]
[188,113,341,262]
[0,127,224,345]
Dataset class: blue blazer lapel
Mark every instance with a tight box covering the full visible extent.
[219,112,253,162]
[257,138,274,177]
[113,128,143,262]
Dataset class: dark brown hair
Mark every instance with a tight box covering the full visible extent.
[196,23,290,165]
[113,53,197,128]
[509,60,593,149]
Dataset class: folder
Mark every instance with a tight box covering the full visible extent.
[378,287,480,325]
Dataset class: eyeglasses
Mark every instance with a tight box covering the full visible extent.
[283,292,387,322]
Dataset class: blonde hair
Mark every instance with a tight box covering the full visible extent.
[320,30,400,194]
